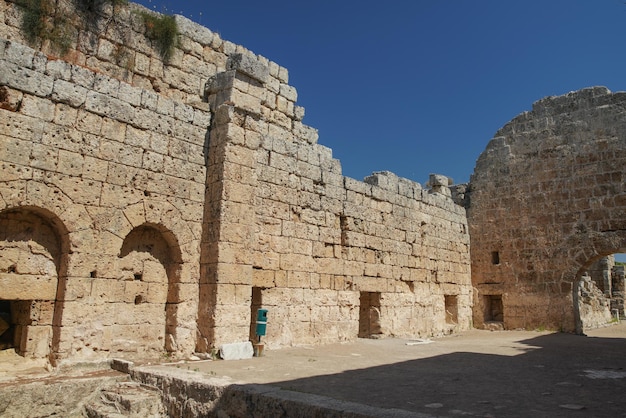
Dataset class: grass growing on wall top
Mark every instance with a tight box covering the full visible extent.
[18,0,179,63]
[140,11,179,62]
[18,0,73,54]
[18,0,129,55]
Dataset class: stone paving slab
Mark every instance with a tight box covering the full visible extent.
[168,324,626,417]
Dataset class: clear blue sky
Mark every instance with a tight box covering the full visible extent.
[135,0,626,186]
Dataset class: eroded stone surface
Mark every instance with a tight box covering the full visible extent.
[468,87,626,332]
[0,0,471,364]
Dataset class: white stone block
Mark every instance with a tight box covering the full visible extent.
[219,341,254,360]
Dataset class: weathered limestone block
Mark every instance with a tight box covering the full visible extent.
[20,325,52,358]
[219,341,253,360]
[0,274,57,300]
[0,85,22,111]
[2,61,54,97]
[227,53,269,83]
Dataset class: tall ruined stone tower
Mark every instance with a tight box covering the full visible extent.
[468,87,626,332]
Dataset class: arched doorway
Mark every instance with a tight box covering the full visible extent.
[574,252,626,334]
[0,207,68,359]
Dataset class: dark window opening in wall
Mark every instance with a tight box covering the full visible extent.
[484,295,504,322]
[359,291,382,338]
[1,300,32,354]
[491,251,500,265]
[134,273,143,281]
[340,215,348,247]
[444,295,458,324]
[249,286,263,343]
[0,300,14,351]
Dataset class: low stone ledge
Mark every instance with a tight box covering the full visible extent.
[130,365,433,417]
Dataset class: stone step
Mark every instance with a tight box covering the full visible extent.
[85,381,166,418]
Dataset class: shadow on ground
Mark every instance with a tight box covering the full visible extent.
[267,332,626,417]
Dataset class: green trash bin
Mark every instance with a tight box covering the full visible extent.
[255,308,268,337]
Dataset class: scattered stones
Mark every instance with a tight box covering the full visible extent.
[555,381,582,387]
[406,339,434,345]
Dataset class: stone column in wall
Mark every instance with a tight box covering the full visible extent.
[197,54,267,350]
[611,265,625,317]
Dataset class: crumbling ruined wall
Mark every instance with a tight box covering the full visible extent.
[197,46,472,348]
[587,255,615,296]
[468,87,626,332]
[0,0,472,363]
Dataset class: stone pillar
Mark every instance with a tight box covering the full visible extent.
[611,265,625,317]
[197,54,267,350]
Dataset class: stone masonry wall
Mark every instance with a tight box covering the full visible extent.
[0,0,218,362]
[252,169,471,348]
[468,87,626,333]
[0,0,472,362]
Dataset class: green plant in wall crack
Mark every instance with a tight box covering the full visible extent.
[18,0,73,54]
[140,11,179,62]
[19,0,46,44]
[18,0,128,55]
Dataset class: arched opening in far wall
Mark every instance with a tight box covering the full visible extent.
[574,252,626,334]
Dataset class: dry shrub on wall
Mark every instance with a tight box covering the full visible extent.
[18,0,73,54]
[17,0,178,64]
[17,0,128,55]
[77,0,127,10]
[140,11,179,62]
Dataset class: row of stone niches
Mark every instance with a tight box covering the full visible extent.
[248,287,462,342]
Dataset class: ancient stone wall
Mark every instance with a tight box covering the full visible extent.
[0,0,215,362]
[468,87,626,332]
[587,255,615,296]
[0,0,471,363]
[250,169,471,348]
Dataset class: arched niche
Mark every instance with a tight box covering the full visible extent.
[117,223,183,355]
[0,207,69,360]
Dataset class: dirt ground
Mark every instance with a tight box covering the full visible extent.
[174,324,626,417]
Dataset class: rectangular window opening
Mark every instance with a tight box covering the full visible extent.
[491,251,500,265]
[359,291,382,338]
[444,295,458,324]
[484,295,504,322]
